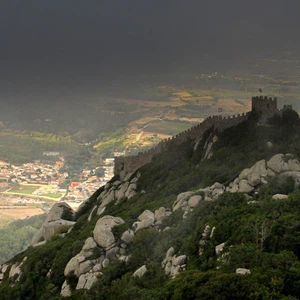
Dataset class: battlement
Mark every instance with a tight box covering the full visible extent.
[251,96,278,113]
[114,111,251,177]
[115,96,293,178]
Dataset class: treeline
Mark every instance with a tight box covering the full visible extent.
[0,214,46,265]
[0,132,78,164]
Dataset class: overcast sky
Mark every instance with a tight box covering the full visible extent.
[0,0,299,102]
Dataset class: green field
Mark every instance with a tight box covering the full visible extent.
[8,189,35,195]
[146,121,191,135]
[40,193,63,199]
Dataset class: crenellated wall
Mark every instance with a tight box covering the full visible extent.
[114,112,251,177]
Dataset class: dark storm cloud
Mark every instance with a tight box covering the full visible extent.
[0,0,300,101]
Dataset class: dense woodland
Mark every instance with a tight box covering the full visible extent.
[0,214,46,265]
[2,110,300,299]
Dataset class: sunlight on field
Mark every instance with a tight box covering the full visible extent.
[172,91,192,97]
[0,206,44,227]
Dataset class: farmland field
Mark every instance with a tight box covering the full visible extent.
[145,121,191,136]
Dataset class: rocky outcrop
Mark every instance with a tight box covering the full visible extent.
[227,154,300,194]
[198,182,226,201]
[203,135,218,160]
[173,192,195,211]
[267,154,300,174]
[0,264,8,283]
[31,202,75,244]
[96,176,138,215]
[162,247,186,278]
[97,173,140,211]
[63,215,125,295]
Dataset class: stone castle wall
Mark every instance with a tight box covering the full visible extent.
[114,112,251,176]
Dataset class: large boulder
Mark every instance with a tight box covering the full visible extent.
[133,265,147,278]
[31,202,75,244]
[34,219,75,243]
[93,216,125,249]
[46,202,74,222]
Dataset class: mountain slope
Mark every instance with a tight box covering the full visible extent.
[1,109,300,299]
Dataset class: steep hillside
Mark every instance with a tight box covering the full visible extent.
[1,108,300,299]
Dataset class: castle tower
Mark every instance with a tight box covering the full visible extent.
[251,96,278,114]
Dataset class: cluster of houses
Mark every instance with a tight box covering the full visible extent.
[0,157,116,205]
[0,160,66,186]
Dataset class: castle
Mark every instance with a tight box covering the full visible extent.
[114,96,291,178]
